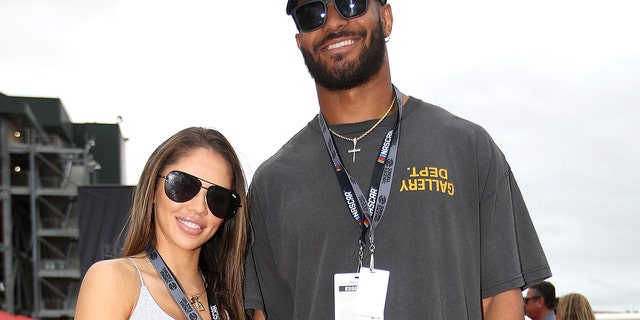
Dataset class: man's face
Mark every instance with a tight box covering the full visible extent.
[523,289,543,319]
[295,0,387,90]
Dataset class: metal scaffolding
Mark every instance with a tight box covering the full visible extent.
[1,94,109,319]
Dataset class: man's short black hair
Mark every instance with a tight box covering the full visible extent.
[287,0,388,15]
[530,281,557,310]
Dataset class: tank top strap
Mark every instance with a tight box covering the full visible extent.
[127,257,146,286]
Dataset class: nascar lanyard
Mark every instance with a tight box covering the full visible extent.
[318,86,403,272]
[146,246,220,320]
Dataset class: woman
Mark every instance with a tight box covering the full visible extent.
[76,127,249,320]
[556,293,596,320]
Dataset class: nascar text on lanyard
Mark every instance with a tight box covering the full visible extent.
[318,85,403,272]
[146,246,221,320]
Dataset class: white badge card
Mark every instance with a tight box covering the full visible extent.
[353,269,389,319]
[334,269,390,320]
[335,273,365,320]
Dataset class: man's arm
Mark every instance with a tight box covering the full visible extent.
[482,288,524,320]
[252,309,266,320]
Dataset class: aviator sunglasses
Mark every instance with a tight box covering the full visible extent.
[291,0,387,32]
[158,170,240,219]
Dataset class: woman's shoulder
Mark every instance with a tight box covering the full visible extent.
[86,257,139,278]
[76,257,144,319]
[81,257,145,295]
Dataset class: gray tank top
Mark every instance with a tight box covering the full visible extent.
[128,258,175,320]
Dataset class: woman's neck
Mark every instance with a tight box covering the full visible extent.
[153,243,203,287]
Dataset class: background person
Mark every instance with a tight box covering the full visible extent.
[524,281,557,320]
[556,293,596,320]
[76,127,249,320]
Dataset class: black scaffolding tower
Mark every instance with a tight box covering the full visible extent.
[1,92,126,319]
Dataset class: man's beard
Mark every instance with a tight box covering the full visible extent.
[300,20,386,91]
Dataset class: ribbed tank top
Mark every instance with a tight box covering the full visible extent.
[128,257,175,320]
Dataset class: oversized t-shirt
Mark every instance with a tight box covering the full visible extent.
[244,96,551,319]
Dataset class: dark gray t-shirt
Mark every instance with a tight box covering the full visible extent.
[245,96,551,319]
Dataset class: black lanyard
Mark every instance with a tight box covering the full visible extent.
[146,246,220,320]
[318,85,403,272]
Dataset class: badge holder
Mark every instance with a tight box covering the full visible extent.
[335,248,389,320]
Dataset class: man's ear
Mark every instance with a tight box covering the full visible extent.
[295,33,302,49]
[381,3,393,38]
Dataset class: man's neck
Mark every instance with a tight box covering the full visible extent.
[317,80,395,125]
[316,62,398,125]
[537,308,555,320]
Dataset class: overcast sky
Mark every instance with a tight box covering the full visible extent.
[2,0,639,313]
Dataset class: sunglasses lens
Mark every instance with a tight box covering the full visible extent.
[206,187,240,219]
[293,0,370,32]
[335,0,367,18]
[294,1,326,32]
[162,171,240,219]
[164,171,201,203]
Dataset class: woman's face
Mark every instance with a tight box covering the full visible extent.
[153,147,233,253]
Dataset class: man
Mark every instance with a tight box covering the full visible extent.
[524,281,557,320]
[245,0,552,319]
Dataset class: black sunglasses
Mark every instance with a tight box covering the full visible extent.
[523,296,541,303]
[158,170,240,219]
[291,0,385,33]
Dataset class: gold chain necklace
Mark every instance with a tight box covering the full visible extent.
[328,97,395,163]
[185,285,207,311]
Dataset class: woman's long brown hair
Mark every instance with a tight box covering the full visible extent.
[120,127,249,320]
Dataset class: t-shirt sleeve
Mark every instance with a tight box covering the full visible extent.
[478,137,551,298]
[243,247,265,314]
[242,171,295,318]
[509,173,553,288]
